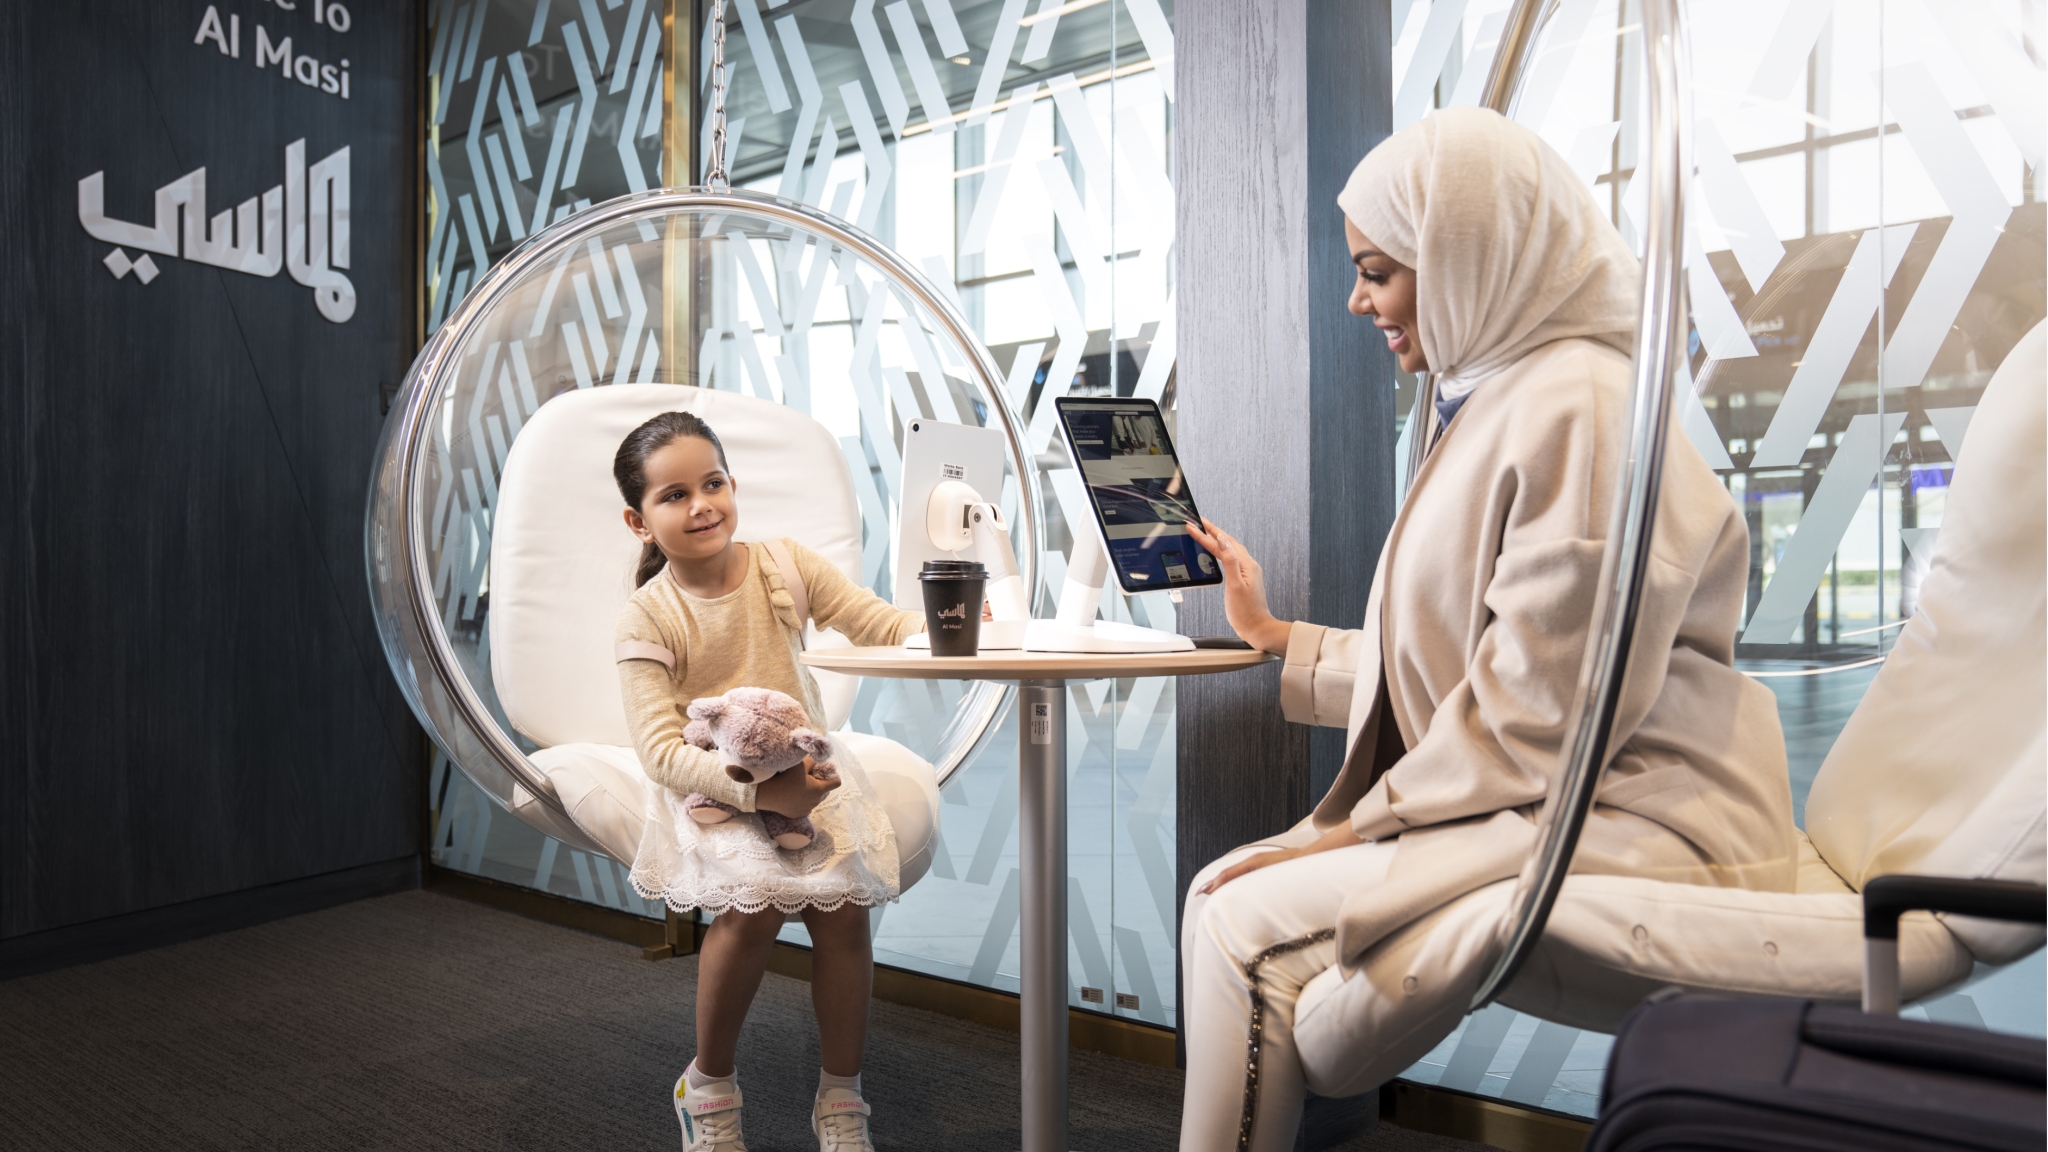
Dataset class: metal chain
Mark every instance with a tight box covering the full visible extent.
[707,0,730,190]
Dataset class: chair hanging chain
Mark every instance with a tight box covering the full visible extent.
[707,0,731,191]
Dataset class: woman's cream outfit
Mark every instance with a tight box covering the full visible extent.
[616,540,925,915]
[1179,109,1797,1151]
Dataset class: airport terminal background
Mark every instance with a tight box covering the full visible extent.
[1,0,2042,1144]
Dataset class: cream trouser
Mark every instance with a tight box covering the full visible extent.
[1179,825,1494,1152]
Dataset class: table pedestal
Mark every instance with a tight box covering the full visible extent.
[1018,679,1069,1152]
[795,646,1272,1152]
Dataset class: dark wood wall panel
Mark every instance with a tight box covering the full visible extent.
[1175,0,1396,916]
[0,0,421,942]
[1305,0,1401,802]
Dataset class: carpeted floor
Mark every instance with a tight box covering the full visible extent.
[0,890,1494,1151]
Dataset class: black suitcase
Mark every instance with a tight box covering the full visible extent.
[1588,994,2045,1151]
[1586,876,2046,1152]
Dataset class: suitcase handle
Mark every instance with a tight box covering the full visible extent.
[1862,874,2046,1016]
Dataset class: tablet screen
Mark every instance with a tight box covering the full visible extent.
[1054,397,1222,593]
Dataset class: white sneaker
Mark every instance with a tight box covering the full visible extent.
[674,1071,748,1151]
[812,1088,875,1152]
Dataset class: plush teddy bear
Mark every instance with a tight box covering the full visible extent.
[678,686,839,850]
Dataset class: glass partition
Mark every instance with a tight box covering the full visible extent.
[424,0,671,334]
[1385,0,2044,1116]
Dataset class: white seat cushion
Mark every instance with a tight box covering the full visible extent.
[1804,319,2047,963]
[489,384,863,749]
[1500,875,1973,1032]
[523,733,942,893]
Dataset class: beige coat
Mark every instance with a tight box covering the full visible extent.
[1279,337,1797,971]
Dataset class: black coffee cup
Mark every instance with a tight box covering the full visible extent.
[919,560,986,657]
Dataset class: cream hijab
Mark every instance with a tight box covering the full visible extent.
[1336,108,1639,398]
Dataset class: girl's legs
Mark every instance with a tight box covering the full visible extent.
[799,903,873,1077]
[694,907,788,1077]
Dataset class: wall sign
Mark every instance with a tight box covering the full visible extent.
[73,0,369,322]
[80,140,354,321]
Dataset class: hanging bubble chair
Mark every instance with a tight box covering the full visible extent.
[366,61,1041,863]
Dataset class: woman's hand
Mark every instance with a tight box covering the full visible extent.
[1196,823,1363,895]
[755,755,839,818]
[1197,847,1307,895]
[1185,517,1291,654]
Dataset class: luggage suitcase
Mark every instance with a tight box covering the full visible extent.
[1586,876,2046,1152]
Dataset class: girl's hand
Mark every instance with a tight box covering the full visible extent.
[1184,518,1291,654]
[756,755,839,818]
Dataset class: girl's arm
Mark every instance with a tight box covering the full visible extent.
[794,542,925,647]
[618,657,759,809]
[616,604,759,809]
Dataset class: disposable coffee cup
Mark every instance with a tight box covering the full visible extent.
[919,560,986,657]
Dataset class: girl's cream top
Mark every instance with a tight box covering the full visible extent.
[614,540,922,810]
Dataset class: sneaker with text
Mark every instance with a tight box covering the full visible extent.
[673,1071,748,1152]
[811,1088,874,1152]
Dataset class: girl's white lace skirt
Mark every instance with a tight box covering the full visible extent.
[629,733,900,915]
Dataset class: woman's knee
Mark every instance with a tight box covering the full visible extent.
[1192,878,1282,970]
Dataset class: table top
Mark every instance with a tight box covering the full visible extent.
[799,645,1276,681]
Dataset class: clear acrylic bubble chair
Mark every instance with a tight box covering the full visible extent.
[365,187,1042,896]
[1288,0,2044,1120]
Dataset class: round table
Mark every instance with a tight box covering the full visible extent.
[800,645,1275,1152]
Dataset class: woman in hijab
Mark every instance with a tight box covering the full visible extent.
[1176,108,1796,1150]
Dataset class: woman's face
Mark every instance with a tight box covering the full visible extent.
[1345,217,1426,373]
[625,435,740,565]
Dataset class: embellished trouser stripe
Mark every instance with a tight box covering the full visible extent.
[1235,927,1337,1152]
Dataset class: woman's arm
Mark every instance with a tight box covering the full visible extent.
[1197,821,1364,893]
[1184,518,1291,653]
[1189,518,1366,729]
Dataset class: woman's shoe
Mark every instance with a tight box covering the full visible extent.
[674,1071,748,1151]
[811,1089,875,1151]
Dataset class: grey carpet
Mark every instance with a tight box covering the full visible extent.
[0,890,1493,1151]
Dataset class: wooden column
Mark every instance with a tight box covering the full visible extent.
[1174,0,1397,940]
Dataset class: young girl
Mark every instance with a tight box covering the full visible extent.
[610,411,924,1152]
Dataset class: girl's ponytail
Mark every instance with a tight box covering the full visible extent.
[634,541,667,587]
[613,410,731,586]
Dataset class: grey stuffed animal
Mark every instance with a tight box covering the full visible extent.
[678,686,838,850]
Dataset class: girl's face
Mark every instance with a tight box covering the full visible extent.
[624,435,740,566]
[1345,217,1426,373]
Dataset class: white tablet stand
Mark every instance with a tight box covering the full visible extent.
[1021,522,1192,653]
[897,422,1192,655]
